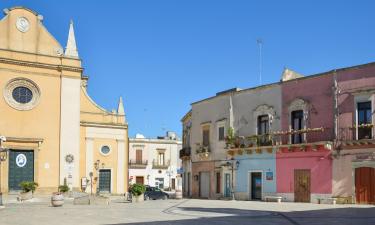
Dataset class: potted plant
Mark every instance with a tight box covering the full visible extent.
[130,183,146,203]
[19,181,38,201]
[225,127,235,148]
[51,183,70,207]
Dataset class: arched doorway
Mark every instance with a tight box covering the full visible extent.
[355,167,375,204]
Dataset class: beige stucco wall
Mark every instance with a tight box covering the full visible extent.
[0,7,128,194]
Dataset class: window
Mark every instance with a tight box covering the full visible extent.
[258,115,269,145]
[4,78,40,111]
[357,101,372,139]
[12,86,33,104]
[136,150,142,164]
[216,172,221,194]
[202,128,210,147]
[100,146,111,155]
[158,152,165,165]
[218,126,225,141]
[291,110,304,144]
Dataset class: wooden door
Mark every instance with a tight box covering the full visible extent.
[171,178,176,190]
[136,150,142,164]
[355,167,375,204]
[136,176,144,184]
[199,172,210,198]
[294,169,311,202]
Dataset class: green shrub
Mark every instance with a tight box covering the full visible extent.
[130,183,146,196]
[19,181,38,193]
[58,184,70,193]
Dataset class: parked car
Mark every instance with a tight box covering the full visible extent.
[144,186,169,200]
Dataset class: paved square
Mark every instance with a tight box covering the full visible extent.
[0,198,374,225]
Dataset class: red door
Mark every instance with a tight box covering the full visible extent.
[355,167,375,204]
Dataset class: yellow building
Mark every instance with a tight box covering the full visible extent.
[0,7,128,194]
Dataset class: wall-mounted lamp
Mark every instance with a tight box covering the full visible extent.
[194,175,199,181]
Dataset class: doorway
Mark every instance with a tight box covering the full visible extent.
[99,169,111,193]
[294,169,311,202]
[136,176,144,184]
[224,173,231,197]
[199,172,210,198]
[355,167,375,204]
[9,150,34,191]
[250,172,262,200]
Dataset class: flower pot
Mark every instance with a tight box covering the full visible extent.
[18,191,33,201]
[133,193,144,203]
[51,192,64,207]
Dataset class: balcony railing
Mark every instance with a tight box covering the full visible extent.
[179,147,191,159]
[129,160,148,168]
[339,124,374,144]
[226,127,333,154]
[152,160,170,169]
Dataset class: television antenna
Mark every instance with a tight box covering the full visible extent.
[257,39,263,85]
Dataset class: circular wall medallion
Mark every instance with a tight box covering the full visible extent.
[16,153,27,167]
[3,78,41,111]
[65,154,74,164]
[16,17,30,33]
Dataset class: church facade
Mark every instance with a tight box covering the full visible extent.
[0,7,129,194]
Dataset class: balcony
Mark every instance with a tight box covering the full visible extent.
[226,127,333,156]
[195,143,210,158]
[152,160,170,169]
[179,147,191,159]
[339,124,375,147]
[129,160,148,169]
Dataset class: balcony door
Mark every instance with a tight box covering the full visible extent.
[136,150,142,164]
[357,102,372,139]
[291,110,304,144]
[258,115,269,145]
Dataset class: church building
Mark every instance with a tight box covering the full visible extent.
[0,6,129,194]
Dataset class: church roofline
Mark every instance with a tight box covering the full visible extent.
[6,6,39,16]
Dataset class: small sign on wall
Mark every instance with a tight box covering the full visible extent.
[266,172,273,181]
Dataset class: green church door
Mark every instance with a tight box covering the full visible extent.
[9,150,34,191]
[99,169,111,193]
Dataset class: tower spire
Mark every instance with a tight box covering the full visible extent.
[65,20,79,58]
[117,97,125,116]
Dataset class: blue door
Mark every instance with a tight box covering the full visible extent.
[224,174,231,197]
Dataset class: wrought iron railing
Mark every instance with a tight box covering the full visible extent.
[152,160,170,169]
[339,124,374,141]
[226,127,333,149]
[179,147,191,159]
[129,160,148,168]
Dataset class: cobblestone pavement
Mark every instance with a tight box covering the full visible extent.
[0,197,374,225]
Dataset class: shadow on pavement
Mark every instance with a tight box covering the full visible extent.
[106,206,375,225]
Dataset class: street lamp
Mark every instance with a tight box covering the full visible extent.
[226,158,240,201]
[166,170,173,191]
[0,136,8,206]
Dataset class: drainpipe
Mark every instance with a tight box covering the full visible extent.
[333,70,340,147]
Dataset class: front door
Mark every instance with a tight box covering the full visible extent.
[199,172,210,198]
[294,169,311,202]
[224,173,231,197]
[355,167,375,204]
[136,176,144,184]
[99,169,111,193]
[251,172,262,200]
[9,150,34,191]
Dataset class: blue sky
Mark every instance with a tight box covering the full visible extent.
[1,1,375,138]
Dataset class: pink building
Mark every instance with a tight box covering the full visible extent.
[277,70,335,203]
[333,62,375,204]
